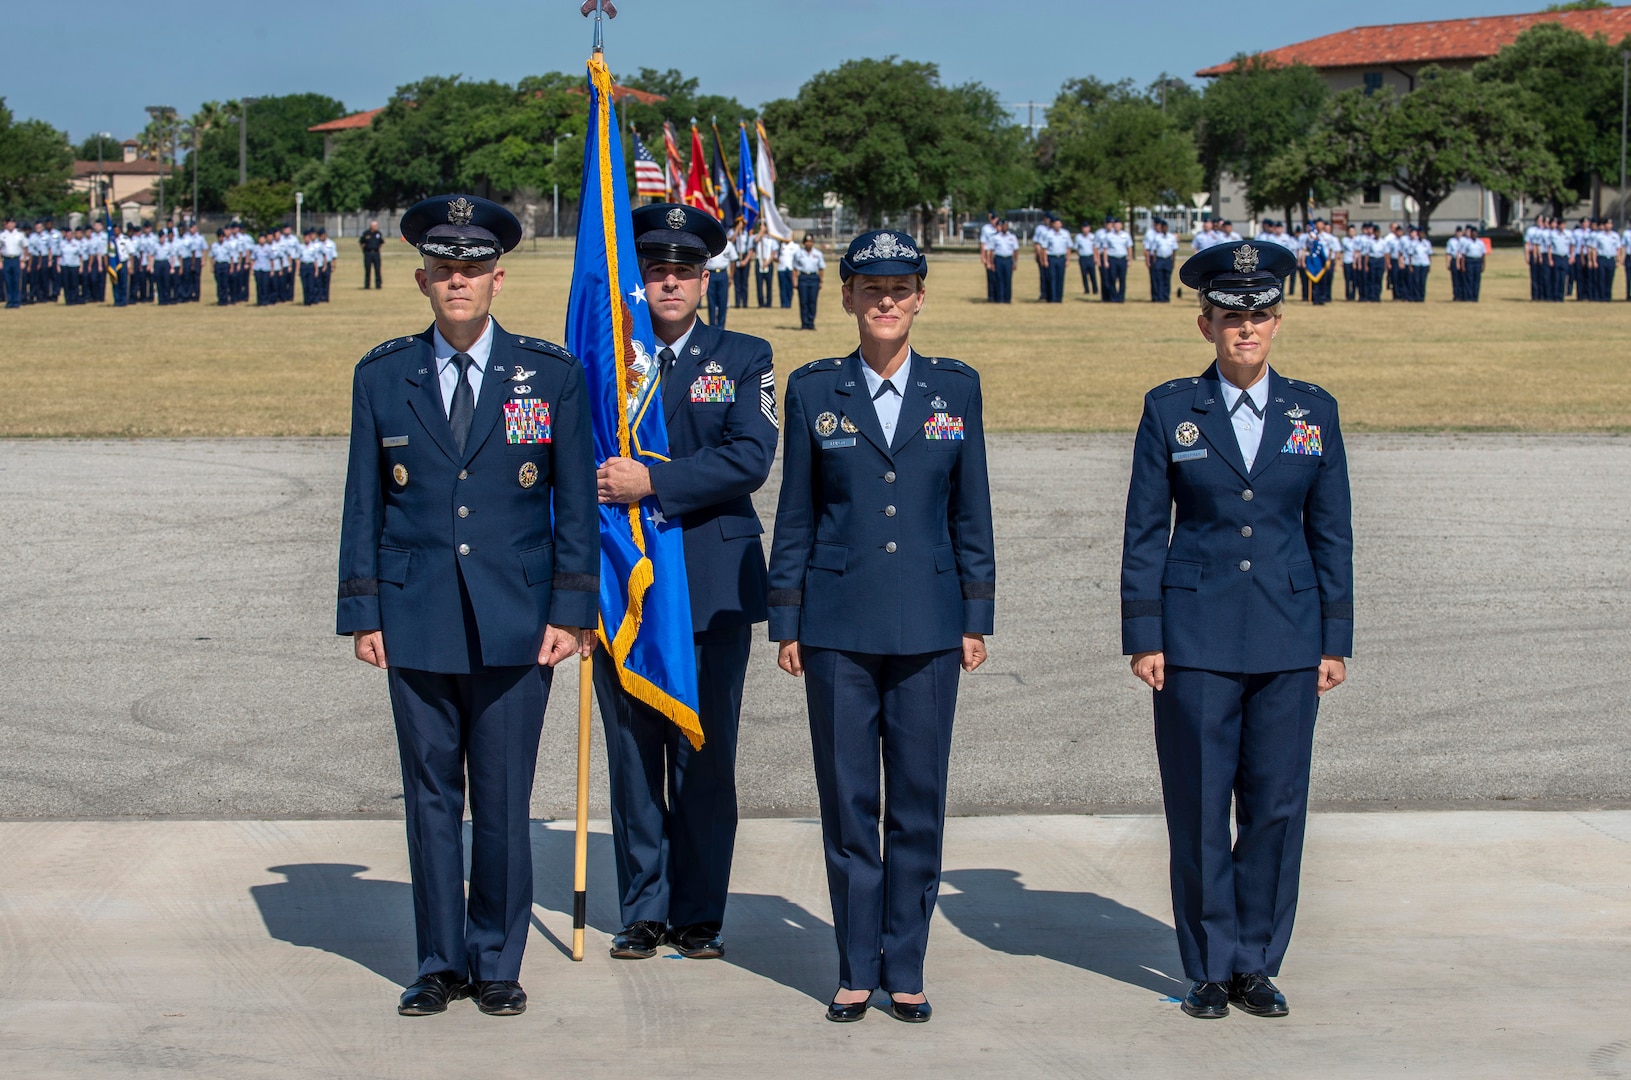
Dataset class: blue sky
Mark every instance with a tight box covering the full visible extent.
[12,0,1560,144]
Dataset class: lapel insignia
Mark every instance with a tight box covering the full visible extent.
[1175,421,1200,447]
[815,412,838,437]
[705,360,723,374]
[1285,402,1310,419]
[930,395,947,410]
[691,345,702,356]
[840,415,858,434]
[511,367,536,382]
[418,368,429,375]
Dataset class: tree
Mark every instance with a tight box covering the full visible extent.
[0,99,73,219]
[1197,58,1328,212]
[941,82,1037,225]
[75,133,122,161]
[225,179,295,233]
[361,76,515,209]
[1039,78,1202,225]
[761,56,1021,238]
[176,93,345,213]
[616,67,747,136]
[1473,23,1631,212]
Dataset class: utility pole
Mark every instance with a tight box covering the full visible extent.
[553,132,576,239]
[238,98,258,187]
[145,105,174,223]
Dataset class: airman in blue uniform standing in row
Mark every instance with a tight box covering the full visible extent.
[769,230,996,1025]
[336,193,600,1019]
[1121,239,1353,1023]
[591,203,779,961]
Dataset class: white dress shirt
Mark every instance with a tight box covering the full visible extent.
[1219,370,1269,471]
[433,316,494,417]
[861,350,912,447]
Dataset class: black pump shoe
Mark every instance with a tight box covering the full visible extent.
[826,993,873,1023]
[888,996,932,1023]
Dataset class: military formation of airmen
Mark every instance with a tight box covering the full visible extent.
[0,215,339,309]
[960,211,1631,308]
[1523,214,1625,302]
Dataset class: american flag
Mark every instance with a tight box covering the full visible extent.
[632,131,667,198]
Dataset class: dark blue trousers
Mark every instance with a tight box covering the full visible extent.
[992,255,1013,303]
[1045,254,1067,302]
[778,268,793,307]
[797,276,820,328]
[300,264,317,305]
[387,663,552,982]
[1153,667,1319,983]
[1078,255,1097,294]
[112,266,128,307]
[214,263,231,305]
[4,256,21,308]
[804,646,960,994]
[1150,255,1174,302]
[594,625,750,928]
[707,272,730,327]
[1105,256,1127,302]
[154,260,173,305]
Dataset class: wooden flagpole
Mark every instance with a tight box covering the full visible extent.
[572,652,592,961]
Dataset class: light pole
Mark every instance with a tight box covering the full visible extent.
[1620,51,1628,233]
[553,132,576,239]
[192,123,200,223]
[145,106,174,223]
[93,132,110,219]
[238,97,258,187]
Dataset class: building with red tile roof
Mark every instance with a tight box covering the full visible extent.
[1197,6,1631,78]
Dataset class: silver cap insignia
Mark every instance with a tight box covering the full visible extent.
[666,207,687,229]
[447,197,475,226]
[1233,244,1260,273]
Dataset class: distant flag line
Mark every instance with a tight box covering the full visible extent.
[624,114,788,230]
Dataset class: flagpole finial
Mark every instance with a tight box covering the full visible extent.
[581,0,617,51]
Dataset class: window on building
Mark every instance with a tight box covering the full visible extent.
[1363,72,1384,95]
[1362,184,1381,205]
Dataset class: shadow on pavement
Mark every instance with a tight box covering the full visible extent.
[720,893,836,1003]
[527,824,621,957]
[252,864,418,986]
[937,868,1186,998]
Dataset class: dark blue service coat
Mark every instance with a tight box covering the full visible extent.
[1120,364,1353,672]
[768,351,996,653]
[336,321,601,672]
[649,318,778,628]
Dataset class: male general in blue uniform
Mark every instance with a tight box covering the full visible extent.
[591,203,778,961]
[336,193,599,1019]
[1122,239,1352,1021]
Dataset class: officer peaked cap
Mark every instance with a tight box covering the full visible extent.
[631,203,727,265]
[1179,241,1296,311]
[401,194,520,261]
[840,229,927,283]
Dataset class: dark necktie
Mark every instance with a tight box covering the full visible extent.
[873,380,899,401]
[448,352,475,455]
[659,346,676,370]
[1230,390,1263,420]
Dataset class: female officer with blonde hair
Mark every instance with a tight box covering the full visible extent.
[768,230,996,1025]
[1120,240,1353,1021]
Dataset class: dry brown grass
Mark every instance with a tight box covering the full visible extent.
[3,243,1626,436]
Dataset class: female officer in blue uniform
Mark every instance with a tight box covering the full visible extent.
[1120,240,1353,1021]
[769,230,996,1025]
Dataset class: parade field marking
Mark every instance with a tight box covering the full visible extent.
[3,245,1627,437]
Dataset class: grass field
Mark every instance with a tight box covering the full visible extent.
[3,243,1627,436]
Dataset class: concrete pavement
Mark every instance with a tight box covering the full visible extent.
[2,811,1628,1078]
[1,434,1627,817]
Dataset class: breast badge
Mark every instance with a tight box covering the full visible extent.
[392,463,409,488]
[1175,421,1200,447]
[504,399,553,444]
[815,412,838,437]
[518,461,539,488]
[705,360,724,374]
[1284,403,1310,419]
[930,395,947,410]
[840,415,858,434]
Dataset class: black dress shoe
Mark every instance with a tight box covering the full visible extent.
[826,994,872,1023]
[397,971,469,1016]
[888,996,932,1023]
[1180,981,1230,1019]
[669,923,724,959]
[1229,973,1289,1017]
[474,980,527,1016]
[610,920,666,959]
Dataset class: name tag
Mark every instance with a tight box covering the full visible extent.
[691,376,735,403]
[1171,448,1207,462]
[821,437,857,449]
[923,412,965,440]
[381,435,409,448]
[504,399,552,444]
